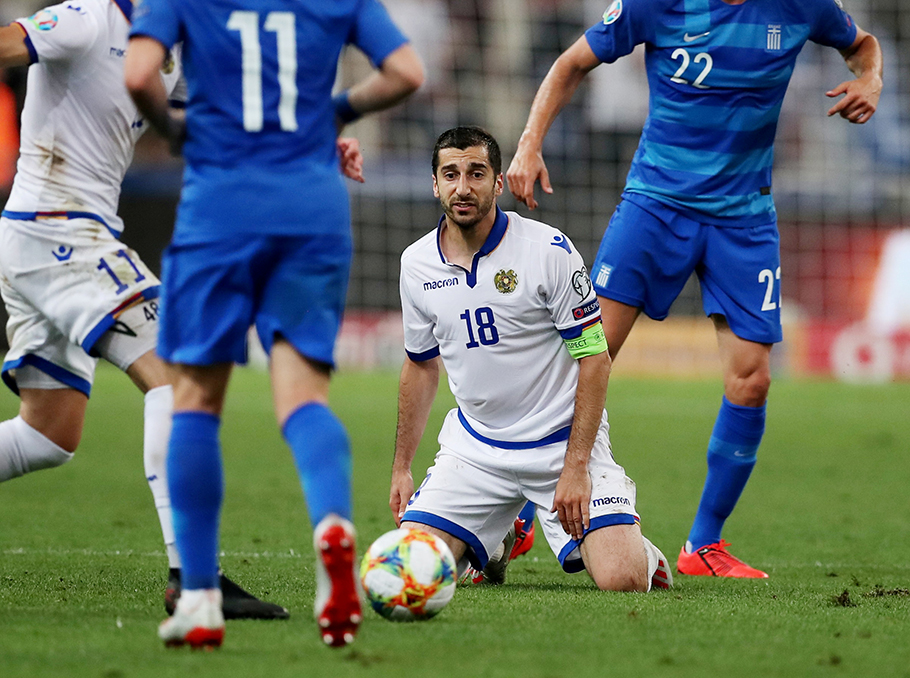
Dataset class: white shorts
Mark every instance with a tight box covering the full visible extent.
[401,408,639,573]
[0,216,160,396]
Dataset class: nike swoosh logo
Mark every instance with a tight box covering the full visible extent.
[683,32,710,42]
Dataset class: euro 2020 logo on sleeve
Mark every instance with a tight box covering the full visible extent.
[602,0,623,25]
[29,10,59,31]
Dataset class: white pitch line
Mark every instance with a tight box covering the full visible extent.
[2,547,305,559]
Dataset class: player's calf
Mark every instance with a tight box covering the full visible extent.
[0,416,73,482]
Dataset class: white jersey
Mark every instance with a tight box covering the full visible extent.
[3,0,182,236]
[400,208,602,446]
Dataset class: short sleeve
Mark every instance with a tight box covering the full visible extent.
[130,0,182,50]
[808,0,858,50]
[399,256,439,362]
[15,3,100,64]
[542,232,601,336]
[165,45,187,108]
[584,0,652,65]
[349,0,409,67]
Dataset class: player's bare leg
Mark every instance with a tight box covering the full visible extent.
[678,316,771,578]
[400,521,468,565]
[19,387,87,453]
[0,387,84,482]
[596,296,642,360]
[580,523,650,592]
[270,340,360,647]
[714,317,772,408]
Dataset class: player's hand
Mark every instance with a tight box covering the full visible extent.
[551,465,591,541]
[337,137,365,183]
[389,468,414,528]
[506,141,553,210]
[826,74,881,124]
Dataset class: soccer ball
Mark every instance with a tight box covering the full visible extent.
[360,527,457,622]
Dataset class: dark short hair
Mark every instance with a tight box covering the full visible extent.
[432,126,502,176]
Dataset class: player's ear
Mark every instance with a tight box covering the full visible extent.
[432,173,440,198]
[494,173,504,197]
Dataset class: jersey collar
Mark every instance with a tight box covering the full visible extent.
[436,207,509,288]
[112,0,133,23]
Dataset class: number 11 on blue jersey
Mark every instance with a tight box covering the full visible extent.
[227,11,298,132]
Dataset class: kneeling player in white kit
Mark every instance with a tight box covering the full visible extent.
[0,1,286,618]
[390,127,672,591]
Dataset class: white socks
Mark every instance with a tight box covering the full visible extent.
[0,415,73,482]
[144,385,180,568]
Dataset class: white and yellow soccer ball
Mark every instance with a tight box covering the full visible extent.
[360,528,457,622]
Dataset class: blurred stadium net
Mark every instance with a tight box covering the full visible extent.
[2,0,909,381]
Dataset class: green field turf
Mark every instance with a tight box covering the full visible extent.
[1,365,908,678]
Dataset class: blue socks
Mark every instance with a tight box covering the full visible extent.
[517,501,535,532]
[167,412,223,590]
[687,396,765,551]
[282,402,352,526]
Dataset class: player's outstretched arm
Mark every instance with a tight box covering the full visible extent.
[390,356,440,526]
[0,24,32,68]
[335,44,424,131]
[124,37,184,152]
[553,347,611,541]
[827,27,883,124]
[507,36,600,210]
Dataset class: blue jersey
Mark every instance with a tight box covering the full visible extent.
[585,0,857,226]
[131,0,407,238]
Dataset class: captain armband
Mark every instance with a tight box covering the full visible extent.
[564,322,608,360]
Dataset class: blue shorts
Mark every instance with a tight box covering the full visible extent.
[591,194,783,344]
[158,233,352,366]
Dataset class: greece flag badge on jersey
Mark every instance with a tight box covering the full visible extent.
[766,24,782,51]
[595,264,613,289]
[602,0,622,25]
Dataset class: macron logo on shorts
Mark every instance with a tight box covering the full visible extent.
[595,264,612,289]
[592,496,631,508]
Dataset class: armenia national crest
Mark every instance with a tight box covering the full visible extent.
[494,269,518,294]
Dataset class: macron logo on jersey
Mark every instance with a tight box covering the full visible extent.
[423,278,459,291]
[551,235,572,254]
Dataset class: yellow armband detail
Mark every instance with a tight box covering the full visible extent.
[564,322,608,360]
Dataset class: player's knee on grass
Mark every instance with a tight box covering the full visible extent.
[579,524,649,592]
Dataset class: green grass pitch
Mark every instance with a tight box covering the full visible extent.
[1,364,909,677]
